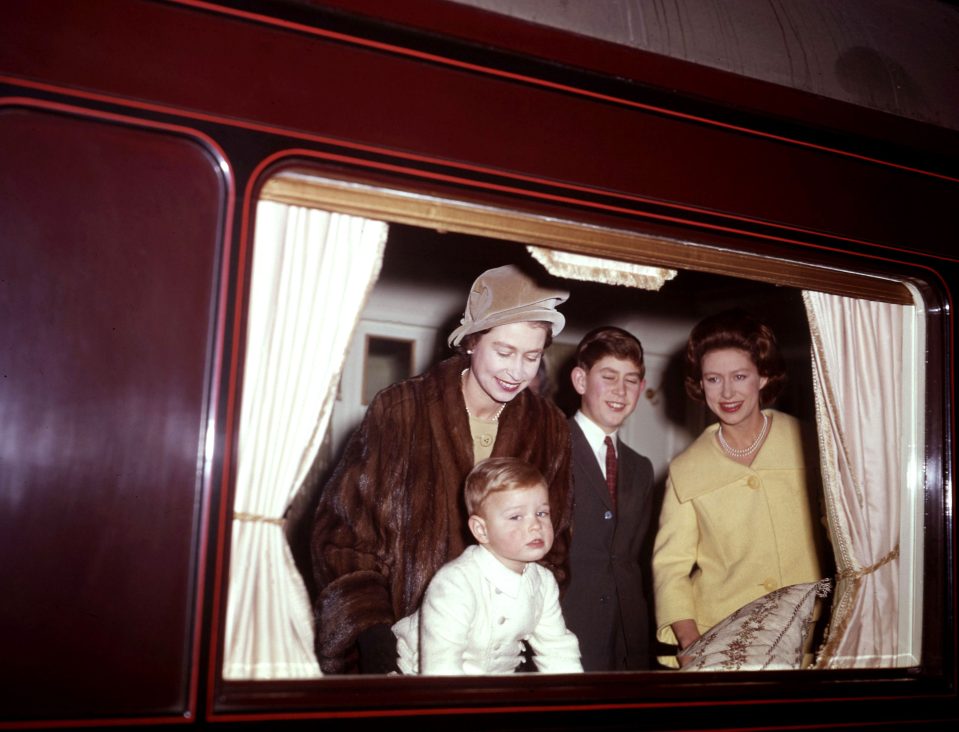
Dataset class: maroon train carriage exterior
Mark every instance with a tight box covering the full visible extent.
[0,1,956,730]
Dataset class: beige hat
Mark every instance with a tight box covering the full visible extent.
[447,265,569,347]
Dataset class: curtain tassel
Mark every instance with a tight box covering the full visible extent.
[836,543,899,581]
[233,511,285,526]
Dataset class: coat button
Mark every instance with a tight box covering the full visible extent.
[604,510,613,520]
[748,476,760,490]
[762,577,777,592]
[498,616,507,625]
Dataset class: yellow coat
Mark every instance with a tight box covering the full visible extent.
[652,409,823,653]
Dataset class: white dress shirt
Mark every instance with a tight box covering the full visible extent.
[573,409,617,479]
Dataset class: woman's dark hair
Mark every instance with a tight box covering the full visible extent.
[684,309,786,404]
[455,321,554,355]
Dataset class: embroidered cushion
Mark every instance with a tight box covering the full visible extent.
[680,579,832,671]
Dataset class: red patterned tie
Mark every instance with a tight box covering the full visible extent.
[604,435,617,511]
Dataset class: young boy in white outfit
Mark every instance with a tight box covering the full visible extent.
[392,457,583,675]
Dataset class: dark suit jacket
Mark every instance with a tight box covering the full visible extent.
[561,417,654,670]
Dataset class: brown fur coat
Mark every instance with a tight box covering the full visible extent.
[311,354,572,674]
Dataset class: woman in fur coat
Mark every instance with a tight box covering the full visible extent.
[311,264,574,674]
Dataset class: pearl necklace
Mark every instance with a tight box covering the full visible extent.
[461,368,507,422]
[465,400,506,422]
[718,412,769,457]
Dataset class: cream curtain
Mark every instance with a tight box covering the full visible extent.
[223,201,387,679]
[803,291,903,668]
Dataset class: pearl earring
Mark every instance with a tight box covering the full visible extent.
[467,350,473,354]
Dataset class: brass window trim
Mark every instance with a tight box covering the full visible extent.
[260,172,913,305]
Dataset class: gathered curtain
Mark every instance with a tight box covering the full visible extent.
[803,291,904,668]
[223,200,387,679]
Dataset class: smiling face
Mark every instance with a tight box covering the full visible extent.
[700,347,769,430]
[468,483,553,573]
[463,322,547,418]
[572,355,645,434]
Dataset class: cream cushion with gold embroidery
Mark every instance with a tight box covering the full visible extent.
[679,579,832,671]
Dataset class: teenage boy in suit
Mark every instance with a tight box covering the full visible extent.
[562,326,655,670]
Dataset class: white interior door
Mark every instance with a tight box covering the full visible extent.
[329,319,438,461]
[617,351,699,484]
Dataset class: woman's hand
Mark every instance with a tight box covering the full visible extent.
[671,619,701,668]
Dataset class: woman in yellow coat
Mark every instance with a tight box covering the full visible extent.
[652,309,823,667]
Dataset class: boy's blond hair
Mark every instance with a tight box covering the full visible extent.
[464,457,546,515]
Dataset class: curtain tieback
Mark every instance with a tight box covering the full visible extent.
[233,511,285,526]
[837,543,899,581]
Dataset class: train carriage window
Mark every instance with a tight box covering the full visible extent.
[219,171,929,688]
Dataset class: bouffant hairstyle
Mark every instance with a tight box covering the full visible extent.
[684,309,786,405]
[575,326,645,380]
[456,321,553,356]
[464,457,546,516]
